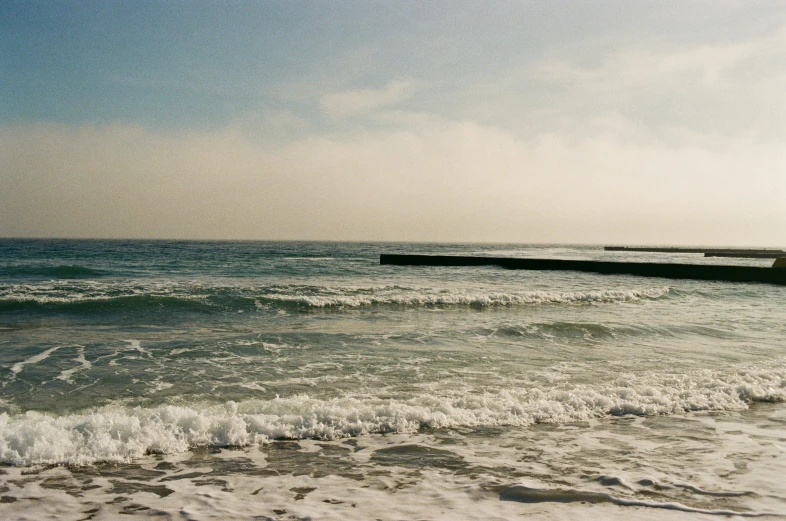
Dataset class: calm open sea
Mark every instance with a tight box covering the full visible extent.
[1,240,785,520]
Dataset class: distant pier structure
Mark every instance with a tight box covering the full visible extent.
[381,253,786,286]
[604,246,786,258]
[705,252,786,259]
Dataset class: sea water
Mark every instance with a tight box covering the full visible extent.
[0,240,784,520]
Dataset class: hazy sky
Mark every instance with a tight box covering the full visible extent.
[2,1,785,244]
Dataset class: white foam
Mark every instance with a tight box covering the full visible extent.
[237,382,267,392]
[55,347,92,384]
[0,413,783,520]
[263,287,672,308]
[9,346,61,376]
[151,380,174,392]
[0,360,784,466]
[0,279,672,308]
[0,279,211,304]
[123,339,146,354]
[280,257,337,261]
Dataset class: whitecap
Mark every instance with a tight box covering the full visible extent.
[0,360,784,466]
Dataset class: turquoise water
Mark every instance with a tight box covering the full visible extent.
[1,240,785,519]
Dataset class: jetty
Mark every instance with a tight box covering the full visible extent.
[604,246,786,255]
[704,252,786,259]
[380,254,786,286]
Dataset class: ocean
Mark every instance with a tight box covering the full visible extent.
[0,239,784,520]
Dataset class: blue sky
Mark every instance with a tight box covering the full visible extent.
[2,1,785,242]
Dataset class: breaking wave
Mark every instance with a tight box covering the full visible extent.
[0,280,672,314]
[1,360,783,466]
[256,287,671,308]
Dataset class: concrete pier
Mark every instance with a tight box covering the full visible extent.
[604,246,786,255]
[380,254,786,286]
[704,252,786,259]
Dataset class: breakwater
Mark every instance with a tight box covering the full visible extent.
[705,252,786,259]
[605,246,786,255]
[380,254,786,286]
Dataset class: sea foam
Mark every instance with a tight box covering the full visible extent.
[255,286,672,308]
[0,360,783,466]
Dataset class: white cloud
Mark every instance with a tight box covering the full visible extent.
[458,23,786,142]
[538,38,763,92]
[319,80,416,119]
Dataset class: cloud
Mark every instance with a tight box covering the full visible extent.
[538,39,761,92]
[544,25,786,136]
[319,80,416,119]
[1,118,783,244]
[456,22,786,142]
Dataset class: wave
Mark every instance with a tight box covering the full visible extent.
[279,257,337,261]
[248,287,670,308]
[0,282,672,313]
[0,295,216,314]
[254,286,672,308]
[0,265,109,279]
[489,322,618,340]
[1,360,783,466]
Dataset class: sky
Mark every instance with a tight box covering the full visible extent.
[1,1,785,244]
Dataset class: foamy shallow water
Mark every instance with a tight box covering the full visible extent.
[2,406,784,520]
[1,240,785,519]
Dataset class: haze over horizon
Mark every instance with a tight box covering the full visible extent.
[2,1,785,245]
